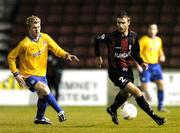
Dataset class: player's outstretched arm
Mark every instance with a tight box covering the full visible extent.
[65,53,79,62]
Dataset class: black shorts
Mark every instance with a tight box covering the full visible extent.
[108,69,134,89]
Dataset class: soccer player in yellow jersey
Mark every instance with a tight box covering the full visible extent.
[138,24,167,112]
[7,15,79,124]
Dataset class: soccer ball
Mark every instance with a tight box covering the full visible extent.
[122,103,137,120]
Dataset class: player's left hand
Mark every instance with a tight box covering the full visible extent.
[159,55,166,63]
[66,54,79,62]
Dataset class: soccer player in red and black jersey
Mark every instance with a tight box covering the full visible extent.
[94,11,166,126]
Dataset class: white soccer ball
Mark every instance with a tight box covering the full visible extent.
[122,103,137,120]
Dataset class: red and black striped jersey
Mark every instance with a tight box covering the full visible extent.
[95,30,144,71]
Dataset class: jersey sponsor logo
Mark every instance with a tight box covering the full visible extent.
[114,52,130,58]
[32,48,45,57]
[43,41,47,45]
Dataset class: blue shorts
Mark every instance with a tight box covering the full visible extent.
[25,76,48,92]
[140,64,163,83]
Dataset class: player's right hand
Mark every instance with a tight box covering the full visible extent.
[15,74,27,88]
[95,56,103,68]
[141,63,148,71]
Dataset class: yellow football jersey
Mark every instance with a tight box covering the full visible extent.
[139,35,163,64]
[8,33,68,77]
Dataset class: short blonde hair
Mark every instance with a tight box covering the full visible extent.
[26,15,41,27]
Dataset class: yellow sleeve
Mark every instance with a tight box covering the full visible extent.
[139,36,145,54]
[46,34,68,59]
[7,43,23,73]
[159,38,164,56]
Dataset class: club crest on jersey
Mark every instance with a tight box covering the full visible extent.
[43,41,47,45]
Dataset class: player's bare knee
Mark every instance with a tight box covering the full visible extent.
[40,86,50,95]
[35,82,50,95]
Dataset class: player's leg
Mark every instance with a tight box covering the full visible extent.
[154,79,168,112]
[124,82,166,125]
[139,69,151,101]
[152,64,168,112]
[107,72,131,124]
[140,83,151,101]
[53,73,61,100]
[25,76,52,124]
[110,90,129,112]
[36,92,48,120]
[107,90,129,124]
[25,76,66,123]
[47,74,59,100]
[34,92,52,124]
[34,81,66,122]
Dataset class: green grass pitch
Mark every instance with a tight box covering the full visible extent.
[0,106,179,133]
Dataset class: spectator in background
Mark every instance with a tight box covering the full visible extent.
[137,23,168,112]
[47,53,64,101]
[7,15,79,124]
[94,11,166,126]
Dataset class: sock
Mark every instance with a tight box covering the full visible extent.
[44,93,62,113]
[36,98,47,119]
[136,96,156,119]
[111,92,128,112]
[158,90,164,110]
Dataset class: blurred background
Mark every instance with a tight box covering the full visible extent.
[0,0,180,106]
[0,0,180,69]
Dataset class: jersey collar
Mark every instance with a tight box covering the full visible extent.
[28,33,41,42]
